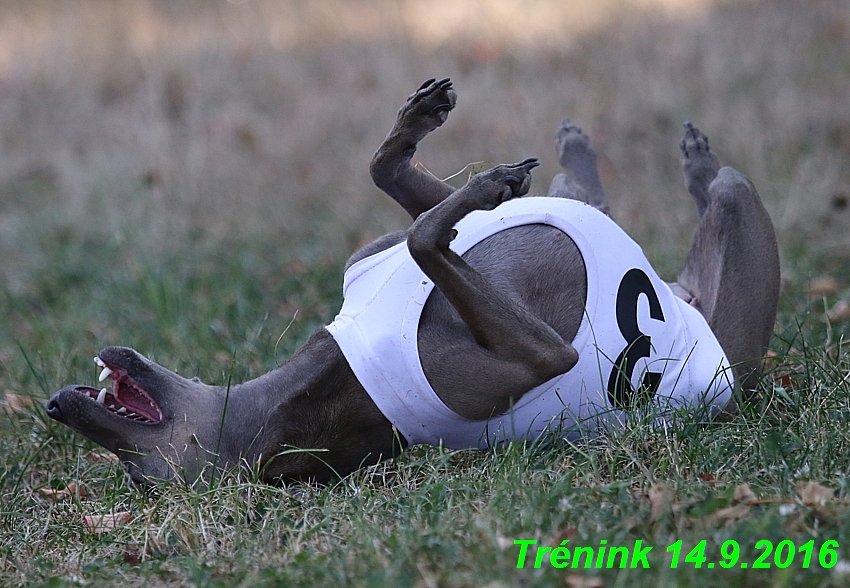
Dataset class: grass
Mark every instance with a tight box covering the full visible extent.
[2,250,850,587]
[2,0,850,586]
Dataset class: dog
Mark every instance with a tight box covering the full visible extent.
[46,78,780,485]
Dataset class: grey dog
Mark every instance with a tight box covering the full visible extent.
[47,79,779,485]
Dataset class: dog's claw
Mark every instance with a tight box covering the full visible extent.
[420,78,452,97]
[409,78,454,103]
[680,122,712,160]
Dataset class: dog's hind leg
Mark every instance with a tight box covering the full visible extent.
[409,159,580,420]
[547,120,610,214]
[673,124,780,396]
[370,78,459,219]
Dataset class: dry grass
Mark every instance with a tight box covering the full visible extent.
[0,0,848,281]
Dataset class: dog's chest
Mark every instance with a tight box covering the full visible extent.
[327,198,733,448]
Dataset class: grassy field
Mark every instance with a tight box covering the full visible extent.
[1,0,850,586]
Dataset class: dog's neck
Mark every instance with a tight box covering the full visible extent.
[226,329,401,483]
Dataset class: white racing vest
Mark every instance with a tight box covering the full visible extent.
[326,197,733,448]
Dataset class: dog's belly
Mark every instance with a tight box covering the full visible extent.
[417,223,587,403]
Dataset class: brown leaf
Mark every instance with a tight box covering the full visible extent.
[649,484,676,522]
[549,525,577,546]
[122,546,142,566]
[763,349,778,369]
[84,511,132,533]
[3,393,33,414]
[698,472,716,486]
[86,451,121,465]
[710,504,751,524]
[797,481,834,506]
[565,574,604,588]
[827,300,850,322]
[808,276,839,298]
[775,373,794,389]
[39,481,86,501]
[733,483,758,505]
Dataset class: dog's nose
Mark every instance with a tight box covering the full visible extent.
[46,393,64,421]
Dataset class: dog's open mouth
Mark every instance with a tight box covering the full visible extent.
[78,356,163,424]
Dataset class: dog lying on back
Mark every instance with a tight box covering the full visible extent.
[47,79,779,485]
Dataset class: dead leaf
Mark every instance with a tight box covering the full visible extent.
[827,300,850,321]
[808,276,840,298]
[733,483,758,505]
[710,504,751,524]
[565,574,604,588]
[86,451,121,465]
[38,488,61,500]
[122,546,142,566]
[775,373,794,389]
[649,484,676,522]
[3,393,33,414]
[797,481,834,506]
[39,481,86,501]
[698,472,716,486]
[495,534,515,550]
[763,349,778,369]
[84,511,132,533]
[549,525,577,546]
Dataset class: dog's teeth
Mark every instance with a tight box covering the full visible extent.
[108,404,116,410]
[117,407,127,414]
[94,357,106,368]
[98,367,113,382]
[96,388,107,404]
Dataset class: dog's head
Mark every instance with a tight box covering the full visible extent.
[46,347,232,485]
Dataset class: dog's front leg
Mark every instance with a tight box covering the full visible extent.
[370,78,458,219]
[408,160,579,420]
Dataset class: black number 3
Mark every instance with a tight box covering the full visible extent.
[606,268,666,410]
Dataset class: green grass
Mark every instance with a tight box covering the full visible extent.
[2,211,850,587]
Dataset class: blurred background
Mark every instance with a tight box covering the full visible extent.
[0,0,848,367]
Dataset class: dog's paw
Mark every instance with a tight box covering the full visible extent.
[397,78,457,134]
[556,119,596,170]
[680,122,720,198]
[472,158,540,207]
[680,122,711,158]
[680,122,719,170]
